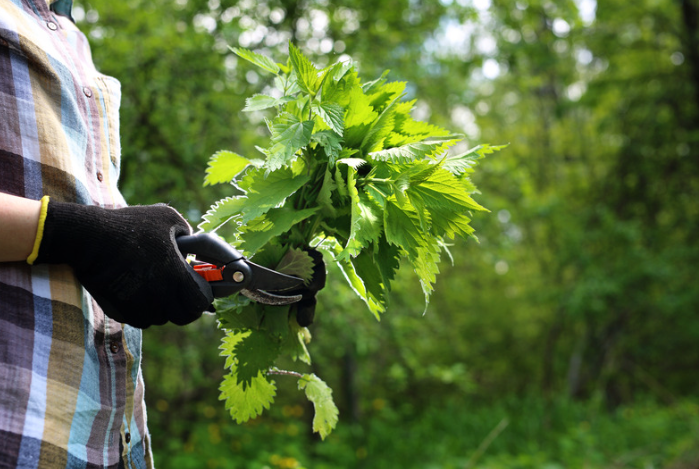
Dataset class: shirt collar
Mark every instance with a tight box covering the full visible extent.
[48,0,75,23]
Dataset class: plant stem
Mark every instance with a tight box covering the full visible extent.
[358,177,391,184]
[464,418,509,469]
[267,368,304,379]
[304,214,323,242]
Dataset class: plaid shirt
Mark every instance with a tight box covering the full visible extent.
[0,0,153,467]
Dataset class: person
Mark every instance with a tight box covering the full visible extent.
[1,1,326,465]
[0,0,214,466]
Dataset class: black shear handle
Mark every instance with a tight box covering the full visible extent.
[176,233,244,266]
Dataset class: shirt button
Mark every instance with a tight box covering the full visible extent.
[47,21,58,31]
[96,171,104,182]
[83,86,93,98]
[125,432,131,444]
[109,340,120,354]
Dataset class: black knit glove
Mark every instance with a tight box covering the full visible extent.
[290,248,326,327]
[29,198,214,328]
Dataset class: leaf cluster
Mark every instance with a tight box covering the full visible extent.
[203,43,501,437]
[204,43,501,314]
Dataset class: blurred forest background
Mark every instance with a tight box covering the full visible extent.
[73,0,699,467]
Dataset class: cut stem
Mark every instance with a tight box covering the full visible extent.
[267,368,304,378]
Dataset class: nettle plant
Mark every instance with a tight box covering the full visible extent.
[201,43,504,438]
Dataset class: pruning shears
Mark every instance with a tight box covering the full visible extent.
[177,233,304,305]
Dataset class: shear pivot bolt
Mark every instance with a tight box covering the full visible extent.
[233,271,245,283]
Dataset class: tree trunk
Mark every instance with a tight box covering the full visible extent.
[680,0,699,118]
[342,350,362,423]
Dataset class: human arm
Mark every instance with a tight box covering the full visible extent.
[0,192,42,262]
[0,192,324,327]
[0,192,214,328]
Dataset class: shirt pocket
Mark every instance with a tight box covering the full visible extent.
[95,74,123,169]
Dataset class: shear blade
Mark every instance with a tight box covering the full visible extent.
[241,288,302,306]
[245,262,305,292]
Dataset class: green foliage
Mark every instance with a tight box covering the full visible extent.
[205,44,499,436]
[229,47,280,75]
[218,328,277,423]
[148,394,699,469]
[206,43,496,308]
[219,370,277,424]
[204,150,250,186]
[297,374,339,440]
[275,247,315,281]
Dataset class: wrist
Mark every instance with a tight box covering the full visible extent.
[31,199,101,266]
[26,196,51,265]
[0,192,43,262]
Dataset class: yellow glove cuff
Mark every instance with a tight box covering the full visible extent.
[27,196,50,265]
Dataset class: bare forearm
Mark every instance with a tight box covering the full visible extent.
[0,192,42,262]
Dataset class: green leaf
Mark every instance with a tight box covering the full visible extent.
[249,244,286,269]
[428,207,475,239]
[321,238,384,319]
[234,329,282,388]
[243,94,294,112]
[344,85,379,147]
[337,158,367,169]
[411,240,442,312]
[317,166,338,216]
[230,46,280,75]
[351,250,387,306]
[322,64,361,103]
[369,135,462,164]
[298,374,339,440]
[326,59,353,83]
[359,95,400,153]
[361,69,390,94]
[260,305,291,342]
[199,168,309,231]
[368,81,407,116]
[282,317,312,365]
[442,143,507,175]
[199,197,245,231]
[404,160,443,186]
[345,168,383,258]
[393,107,452,140]
[342,167,363,258]
[220,329,248,370]
[404,188,432,231]
[409,167,487,212]
[267,113,315,170]
[311,130,343,163]
[215,296,258,331]
[240,207,318,253]
[355,192,383,244]
[400,167,485,238]
[288,42,321,95]
[334,165,349,198]
[384,199,426,258]
[204,151,251,186]
[275,76,302,97]
[312,102,345,136]
[240,168,310,223]
[375,235,401,291]
[276,247,314,282]
[364,183,388,209]
[219,370,276,423]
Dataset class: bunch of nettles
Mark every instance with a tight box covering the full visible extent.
[201,43,503,438]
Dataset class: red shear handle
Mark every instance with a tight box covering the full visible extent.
[192,264,224,282]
